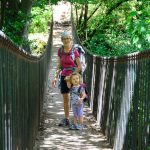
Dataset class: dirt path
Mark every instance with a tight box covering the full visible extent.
[33,2,112,150]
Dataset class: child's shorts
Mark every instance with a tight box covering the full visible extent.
[72,103,84,117]
[60,76,70,94]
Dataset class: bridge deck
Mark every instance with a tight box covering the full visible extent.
[33,2,112,150]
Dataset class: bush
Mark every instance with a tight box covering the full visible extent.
[29,5,52,33]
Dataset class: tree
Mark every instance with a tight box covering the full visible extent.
[1,0,34,51]
[72,0,150,56]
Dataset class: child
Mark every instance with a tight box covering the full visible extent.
[66,72,86,130]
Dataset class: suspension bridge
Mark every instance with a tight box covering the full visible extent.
[0,2,149,150]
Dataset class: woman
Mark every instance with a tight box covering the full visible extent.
[52,30,81,126]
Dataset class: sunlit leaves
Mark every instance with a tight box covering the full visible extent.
[74,0,150,56]
[29,5,51,33]
[50,0,101,4]
[146,34,150,42]
[126,5,150,49]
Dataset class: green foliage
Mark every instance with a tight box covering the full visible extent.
[2,11,28,46]
[50,0,101,4]
[29,5,52,33]
[126,2,150,49]
[30,37,47,56]
[2,0,51,52]
[33,0,49,7]
[74,0,150,57]
[28,2,52,55]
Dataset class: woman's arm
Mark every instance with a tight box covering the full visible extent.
[52,58,61,87]
[75,57,81,73]
[54,58,61,79]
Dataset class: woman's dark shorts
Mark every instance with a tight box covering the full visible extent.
[60,76,70,94]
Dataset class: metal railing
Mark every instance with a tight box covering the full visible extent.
[71,10,150,150]
[0,21,53,150]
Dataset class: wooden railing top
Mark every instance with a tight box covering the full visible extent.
[0,31,41,62]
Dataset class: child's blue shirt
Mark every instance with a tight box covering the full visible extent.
[70,85,85,105]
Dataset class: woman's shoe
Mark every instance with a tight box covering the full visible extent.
[58,118,70,126]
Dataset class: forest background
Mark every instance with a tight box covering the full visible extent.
[0,0,149,56]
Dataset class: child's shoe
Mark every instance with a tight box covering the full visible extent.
[77,124,87,130]
[69,124,79,130]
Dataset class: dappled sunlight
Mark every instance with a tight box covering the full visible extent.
[56,111,64,115]
[51,58,58,63]
[48,105,54,108]
[49,92,60,95]
[90,59,96,111]
[89,137,105,142]
[38,128,112,150]
[55,101,63,104]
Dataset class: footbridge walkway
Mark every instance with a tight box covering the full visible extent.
[0,2,149,150]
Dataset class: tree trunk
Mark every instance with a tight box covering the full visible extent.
[20,0,33,51]
[7,0,20,14]
[83,4,88,40]
[0,0,6,29]
[2,0,33,51]
[87,3,101,22]
[75,4,79,26]
[20,0,33,15]
[78,5,84,27]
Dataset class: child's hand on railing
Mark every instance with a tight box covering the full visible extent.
[64,75,71,88]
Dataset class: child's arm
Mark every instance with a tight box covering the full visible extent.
[77,91,86,105]
[80,92,86,101]
[64,76,71,88]
[66,81,71,88]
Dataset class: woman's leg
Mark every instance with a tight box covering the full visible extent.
[62,93,70,119]
[59,76,70,126]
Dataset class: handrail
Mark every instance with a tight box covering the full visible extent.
[71,6,150,150]
[0,17,53,150]
[0,32,40,62]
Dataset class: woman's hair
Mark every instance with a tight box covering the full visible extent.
[70,72,82,84]
[61,30,71,40]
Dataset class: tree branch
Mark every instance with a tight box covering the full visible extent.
[78,5,84,27]
[88,0,129,40]
[87,3,101,22]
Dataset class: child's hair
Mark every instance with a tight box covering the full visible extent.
[70,72,82,85]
